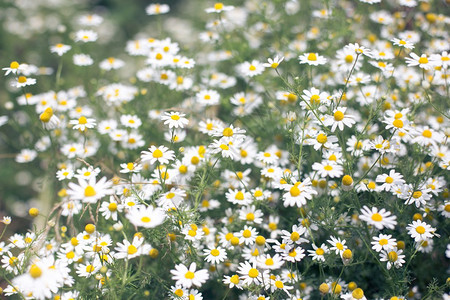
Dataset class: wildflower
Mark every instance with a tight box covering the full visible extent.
[78,14,103,26]
[223,274,243,289]
[359,206,397,230]
[161,112,189,129]
[12,76,36,88]
[403,186,432,207]
[405,53,434,70]
[327,236,348,255]
[391,38,415,49]
[324,107,356,132]
[126,205,166,228]
[346,43,373,58]
[69,116,96,131]
[238,205,264,224]
[301,87,329,111]
[196,89,221,106]
[376,170,405,192]
[225,189,253,205]
[236,225,258,245]
[282,178,317,207]
[205,2,234,13]
[341,288,367,300]
[299,52,328,65]
[171,262,209,288]
[15,149,38,163]
[380,248,405,270]
[371,234,397,252]
[120,114,142,129]
[237,60,265,77]
[141,145,175,165]
[263,55,284,69]
[73,54,94,66]
[406,220,436,242]
[237,261,266,286]
[203,246,227,264]
[308,243,329,262]
[114,236,145,260]
[50,43,72,56]
[39,107,60,130]
[312,161,344,178]
[99,57,125,70]
[146,3,170,15]
[67,177,112,204]
[99,197,121,221]
[74,30,98,43]
[76,261,101,278]
[3,61,21,75]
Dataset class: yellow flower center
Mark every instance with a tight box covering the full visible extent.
[379,238,388,245]
[307,53,317,61]
[385,176,394,184]
[422,129,432,138]
[10,61,19,69]
[371,213,383,222]
[248,268,259,278]
[230,274,240,284]
[223,127,234,137]
[316,248,324,255]
[334,111,344,121]
[418,56,428,64]
[39,107,54,123]
[342,175,353,186]
[128,245,138,255]
[18,76,27,83]
[393,119,403,128]
[29,264,42,278]
[345,55,354,63]
[78,116,87,125]
[214,2,223,10]
[317,133,327,144]
[235,191,244,200]
[152,149,163,158]
[415,226,425,234]
[290,232,300,241]
[290,186,301,197]
[249,65,256,71]
[255,235,266,246]
[243,229,251,238]
[141,216,151,223]
[352,288,365,299]
[84,186,96,197]
[388,251,398,262]
[185,271,195,279]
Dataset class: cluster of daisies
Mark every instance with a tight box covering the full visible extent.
[0,0,449,299]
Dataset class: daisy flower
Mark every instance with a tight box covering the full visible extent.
[359,206,397,230]
[237,261,266,286]
[405,53,434,70]
[327,236,347,255]
[67,176,112,204]
[209,138,238,159]
[281,245,306,262]
[73,54,94,66]
[323,107,356,132]
[375,170,405,192]
[222,274,243,289]
[195,89,220,106]
[236,225,259,245]
[12,76,36,88]
[299,52,328,65]
[99,57,125,71]
[312,161,343,178]
[256,253,285,270]
[380,248,405,270]
[225,189,252,206]
[126,205,166,228]
[69,116,96,131]
[237,60,265,77]
[78,14,103,26]
[3,61,21,75]
[406,220,436,242]
[76,261,101,278]
[16,149,38,163]
[56,168,74,181]
[308,243,329,262]
[39,107,60,130]
[205,2,234,13]
[269,276,294,295]
[301,87,329,111]
[114,236,145,260]
[170,262,209,288]
[346,43,373,58]
[371,234,397,252]
[119,162,142,173]
[404,186,432,207]
[161,112,189,129]
[50,43,72,56]
[74,30,98,43]
[203,246,227,264]
[120,114,142,129]
[282,178,317,207]
[99,197,121,221]
[263,55,284,69]
[146,3,170,15]
[238,205,264,224]
[141,145,175,165]
[391,38,415,49]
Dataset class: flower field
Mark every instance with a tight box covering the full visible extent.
[0,0,449,299]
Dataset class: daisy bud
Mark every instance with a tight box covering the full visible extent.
[149,248,159,258]
[100,266,108,274]
[113,222,123,231]
[331,282,342,294]
[342,175,354,191]
[413,213,423,221]
[85,223,96,234]
[396,241,405,250]
[319,282,329,294]
[352,288,365,299]
[348,281,357,291]
[28,207,39,217]
[342,249,353,265]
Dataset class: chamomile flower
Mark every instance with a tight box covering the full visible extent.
[196,89,220,106]
[391,38,415,49]
[236,60,266,78]
[126,205,166,228]
[146,3,170,15]
[161,112,189,129]
[299,52,328,65]
[67,177,113,204]
[56,168,74,181]
[359,206,397,230]
[3,61,21,75]
[120,114,142,129]
[323,107,356,132]
[308,243,329,262]
[39,107,60,130]
[16,149,38,163]
[380,248,405,269]
[282,178,317,207]
[141,145,175,165]
[74,30,98,43]
[99,57,125,70]
[50,43,72,56]
[405,53,434,70]
[99,197,122,221]
[114,236,145,260]
[203,246,227,264]
[12,76,36,88]
[237,261,266,286]
[327,236,348,255]
[371,234,397,252]
[170,262,209,288]
[69,116,96,131]
[76,261,101,277]
[119,162,142,173]
[263,55,284,69]
[205,2,234,13]
[73,54,94,66]
[376,170,405,192]
[312,161,344,178]
[406,220,436,242]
